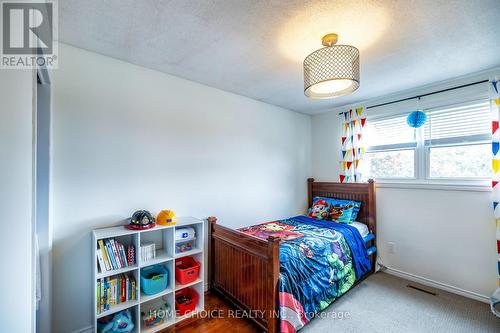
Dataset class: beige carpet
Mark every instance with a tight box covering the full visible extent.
[301,272,499,333]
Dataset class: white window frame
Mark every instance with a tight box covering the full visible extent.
[364,99,491,190]
[425,140,491,183]
[364,111,419,181]
[365,146,418,181]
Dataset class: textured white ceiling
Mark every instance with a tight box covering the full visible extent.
[59,0,500,114]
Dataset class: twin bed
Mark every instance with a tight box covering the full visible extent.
[208,178,377,332]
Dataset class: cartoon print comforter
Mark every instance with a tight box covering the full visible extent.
[238,215,371,332]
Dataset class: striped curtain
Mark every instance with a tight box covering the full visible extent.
[339,107,366,183]
[491,78,500,317]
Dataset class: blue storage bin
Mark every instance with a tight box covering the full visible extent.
[140,265,168,295]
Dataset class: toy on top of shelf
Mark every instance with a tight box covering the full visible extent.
[125,210,156,230]
[98,309,135,333]
[156,210,176,226]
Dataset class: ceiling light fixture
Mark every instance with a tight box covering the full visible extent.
[303,33,360,99]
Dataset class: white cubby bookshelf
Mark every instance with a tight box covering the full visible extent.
[92,217,205,333]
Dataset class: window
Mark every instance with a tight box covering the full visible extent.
[363,114,416,179]
[364,99,491,183]
[424,101,491,179]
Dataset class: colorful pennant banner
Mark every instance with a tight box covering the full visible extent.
[490,78,500,317]
[339,107,366,183]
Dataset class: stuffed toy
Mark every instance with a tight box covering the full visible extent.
[100,309,134,333]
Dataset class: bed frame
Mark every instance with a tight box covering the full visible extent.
[208,178,376,333]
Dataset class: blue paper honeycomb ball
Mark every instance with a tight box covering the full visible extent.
[407,111,427,128]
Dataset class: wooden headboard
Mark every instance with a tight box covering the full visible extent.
[307,178,376,235]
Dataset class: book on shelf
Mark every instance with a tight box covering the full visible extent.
[108,239,118,269]
[105,239,117,270]
[118,243,128,267]
[115,240,126,268]
[125,274,130,301]
[96,249,107,273]
[126,245,135,266]
[97,272,137,314]
[98,239,112,271]
[110,239,123,268]
[97,281,101,312]
[97,238,135,273]
[140,242,156,263]
[121,276,126,303]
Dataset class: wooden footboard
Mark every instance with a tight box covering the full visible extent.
[208,217,280,333]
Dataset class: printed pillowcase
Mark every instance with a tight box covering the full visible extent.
[307,197,331,220]
[328,198,361,224]
[308,197,361,224]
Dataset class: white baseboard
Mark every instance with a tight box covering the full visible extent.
[383,266,489,304]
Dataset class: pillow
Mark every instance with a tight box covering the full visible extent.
[307,197,330,220]
[309,197,361,224]
[329,199,361,223]
[327,199,361,224]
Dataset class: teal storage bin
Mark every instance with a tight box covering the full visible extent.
[140,265,168,295]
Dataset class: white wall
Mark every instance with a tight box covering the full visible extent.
[0,70,34,332]
[376,187,495,297]
[51,44,311,333]
[311,70,499,299]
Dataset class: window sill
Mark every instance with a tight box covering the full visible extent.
[374,181,491,192]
